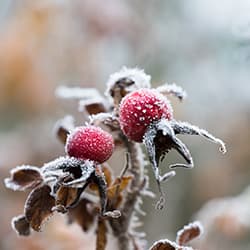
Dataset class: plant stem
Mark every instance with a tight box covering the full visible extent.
[109,141,145,250]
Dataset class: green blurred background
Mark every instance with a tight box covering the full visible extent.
[0,1,249,249]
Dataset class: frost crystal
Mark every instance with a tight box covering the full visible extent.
[156,83,187,101]
[55,86,102,100]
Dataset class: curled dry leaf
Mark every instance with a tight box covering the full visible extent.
[54,116,74,144]
[24,185,55,231]
[11,215,31,236]
[176,221,203,246]
[68,198,96,232]
[149,239,177,250]
[156,83,187,101]
[83,101,107,115]
[96,218,108,250]
[149,239,194,250]
[56,186,79,208]
[5,165,43,191]
[89,164,132,209]
[107,175,133,208]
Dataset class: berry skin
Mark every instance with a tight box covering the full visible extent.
[66,126,114,163]
[119,89,173,142]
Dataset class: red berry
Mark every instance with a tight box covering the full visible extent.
[66,126,114,163]
[119,89,173,142]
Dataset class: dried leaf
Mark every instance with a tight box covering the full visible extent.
[24,185,55,231]
[107,175,132,208]
[176,221,203,246]
[56,186,79,208]
[5,165,43,191]
[54,116,74,144]
[68,198,96,232]
[156,83,187,101]
[84,102,107,115]
[11,215,31,236]
[102,164,113,187]
[149,239,177,250]
[96,218,107,250]
[108,176,132,199]
[89,164,113,192]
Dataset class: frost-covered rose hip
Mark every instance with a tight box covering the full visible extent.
[66,126,114,163]
[119,89,173,142]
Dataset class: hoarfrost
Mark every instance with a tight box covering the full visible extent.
[55,86,102,100]
[176,221,203,246]
[105,66,151,98]
[157,83,187,101]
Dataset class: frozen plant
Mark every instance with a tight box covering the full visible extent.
[4,67,226,250]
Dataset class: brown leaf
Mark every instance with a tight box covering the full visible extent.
[5,165,43,191]
[68,198,96,232]
[96,218,107,250]
[89,164,113,192]
[24,185,55,231]
[176,221,203,246]
[11,214,31,236]
[108,176,132,199]
[56,186,79,208]
[54,116,74,144]
[149,239,177,250]
[56,126,70,144]
[102,164,113,187]
[85,102,107,115]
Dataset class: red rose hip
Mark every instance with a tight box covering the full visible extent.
[119,89,173,142]
[66,126,114,163]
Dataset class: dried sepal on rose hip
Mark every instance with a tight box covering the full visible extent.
[65,125,115,164]
[119,88,226,209]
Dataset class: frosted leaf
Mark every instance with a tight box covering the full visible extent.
[157,83,187,101]
[170,120,227,154]
[105,67,151,104]
[176,221,203,246]
[67,198,96,232]
[24,185,55,232]
[42,156,85,173]
[149,239,193,250]
[78,98,108,114]
[55,186,79,209]
[106,67,151,93]
[53,115,74,144]
[5,165,43,191]
[11,215,31,236]
[55,86,102,100]
[42,157,95,188]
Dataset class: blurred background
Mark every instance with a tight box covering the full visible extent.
[0,0,249,249]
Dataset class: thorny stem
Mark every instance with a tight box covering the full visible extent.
[109,141,145,250]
